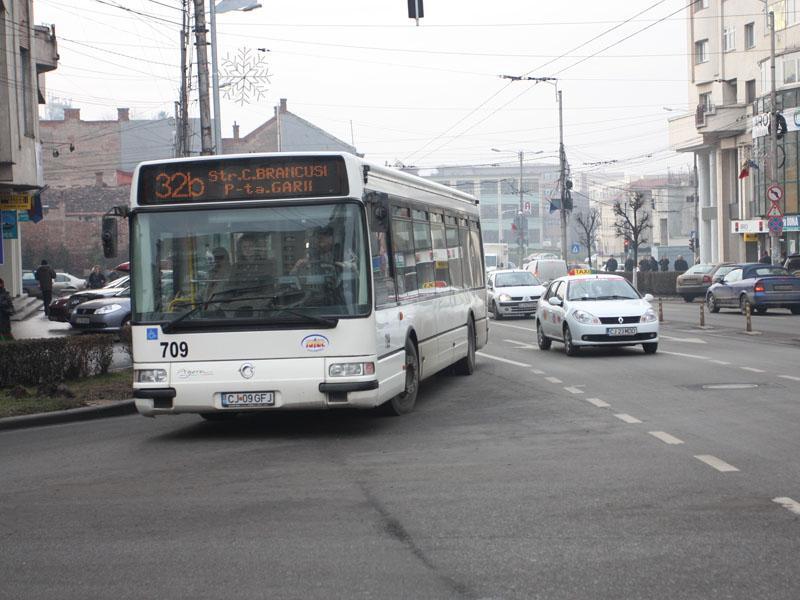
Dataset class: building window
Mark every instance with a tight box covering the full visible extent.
[745,22,755,48]
[785,57,798,85]
[20,48,34,137]
[699,92,712,112]
[693,0,709,12]
[746,79,757,104]
[723,26,735,52]
[695,39,709,64]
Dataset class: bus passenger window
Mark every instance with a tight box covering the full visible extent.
[391,218,418,300]
[430,223,450,290]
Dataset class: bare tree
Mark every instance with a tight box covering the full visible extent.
[573,208,600,266]
[613,191,651,286]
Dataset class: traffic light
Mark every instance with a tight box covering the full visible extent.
[407,0,424,18]
[101,216,118,258]
[689,237,695,252]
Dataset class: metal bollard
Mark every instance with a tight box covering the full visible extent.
[700,301,705,327]
[745,301,752,332]
[658,297,664,323]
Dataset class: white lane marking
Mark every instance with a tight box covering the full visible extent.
[531,369,545,375]
[586,397,610,408]
[564,386,584,394]
[615,413,642,424]
[710,359,730,365]
[773,497,800,516]
[741,367,765,373]
[648,431,684,445]
[660,335,707,344]
[504,338,537,350]
[694,455,739,472]
[475,352,530,368]
[545,376,562,384]
[491,322,536,332]
[661,351,711,360]
[779,375,800,382]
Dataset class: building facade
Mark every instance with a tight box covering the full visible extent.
[0,0,57,296]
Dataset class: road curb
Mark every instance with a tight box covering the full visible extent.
[0,399,137,432]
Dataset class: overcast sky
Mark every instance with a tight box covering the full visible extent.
[35,0,694,178]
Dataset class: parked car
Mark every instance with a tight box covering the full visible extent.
[22,270,86,299]
[705,263,800,315]
[486,269,545,319]
[535,274,659,355]
[785,254,800,276]
[70,287,131,333]
[524,258,568,284]
[49,275,130,322]
[675,262,735,302]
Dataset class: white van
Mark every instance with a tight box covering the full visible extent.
[524,258,568,284]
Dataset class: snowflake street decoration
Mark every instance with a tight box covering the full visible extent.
[219,48,271,106]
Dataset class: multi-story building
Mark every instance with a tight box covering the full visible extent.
[0,0,58,296]
[669,0,800,264]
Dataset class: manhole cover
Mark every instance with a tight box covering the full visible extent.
[702,383,759,390]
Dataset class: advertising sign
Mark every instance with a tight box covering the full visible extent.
[731,219,766,234]
[0,192,32,211]
[1,210,18,240]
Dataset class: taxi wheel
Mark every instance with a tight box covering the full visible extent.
[563,325,579,356]
[537,322,551,350]
[383,339,419,416]
[643,342,658,354]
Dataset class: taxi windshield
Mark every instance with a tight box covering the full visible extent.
[495,272,540,287]
[567,278,639,301]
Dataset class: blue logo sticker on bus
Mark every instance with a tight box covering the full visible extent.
[301,334,329,352]
[147,328,159,340]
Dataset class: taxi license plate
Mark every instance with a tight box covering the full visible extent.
[607,327,637,336]
[75,316,90,324]
[221,391,275,407]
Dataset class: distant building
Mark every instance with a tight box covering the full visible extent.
[0,1,58,296]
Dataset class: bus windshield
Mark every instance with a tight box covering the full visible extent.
[131,202,370,327]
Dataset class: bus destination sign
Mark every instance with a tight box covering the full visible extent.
[138,156,348,204]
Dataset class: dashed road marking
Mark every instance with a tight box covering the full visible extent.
[504,338,537,350]
[476,352,530,368]
[491,322,535,332]
[531,369,545,375]
[648,431,684,445]
[661,351,711,360]
[773,497,800,516]
[710,360,731,365]
[741,367,765,373]
[660,335,707,344]
[615,413,642,424]
[586,397,610,408]
[545,376,562,384]
[779,375,800,382]
[564,386,584,394]
[694,455,739,472]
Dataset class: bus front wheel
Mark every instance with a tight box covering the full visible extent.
[383,339,419,416]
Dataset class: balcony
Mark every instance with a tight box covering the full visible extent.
[669,103,749,152]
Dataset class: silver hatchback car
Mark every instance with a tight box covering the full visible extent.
[487,269,546,319]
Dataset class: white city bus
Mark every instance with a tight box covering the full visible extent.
[116,152,488,419]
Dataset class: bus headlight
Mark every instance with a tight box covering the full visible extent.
[135,369,168,383]
[329,362,375,377]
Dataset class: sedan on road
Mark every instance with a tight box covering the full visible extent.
[70,287,131,333]
[705,263,800,314]
[536,274,659,355]
[49,275,130,322]
[487,269,545,319]
[675,262,735,302]
[22,270,86,299]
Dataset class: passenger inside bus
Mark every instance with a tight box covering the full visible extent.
[227,232,275,290]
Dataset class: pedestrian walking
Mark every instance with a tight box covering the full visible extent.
[624,256,635,271]
[605,256,618,272]
[659,256,670,272]
[759,250,771,264]
[639,257,651,272]
[674,255,689,272]
[648,255,659,272]
[35,259,56,317]
[87,265,107,289]
[0,278,14,341]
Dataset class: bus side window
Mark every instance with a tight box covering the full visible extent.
[445,226,463,289]
[370,227,396,307]
[459,226,474,289]
[412,218,435,294]
[391,216,418,300]
[430,222,450,290]
[468,222,484,288]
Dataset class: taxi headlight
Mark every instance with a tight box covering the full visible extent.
[329,362,375,377]
[640,309,658,323]
[498,293,512,302]
[572,309,600,324]
[95,303,123,315]
[135,369,167,383]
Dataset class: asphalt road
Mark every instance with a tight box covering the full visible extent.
[2,304,800,599]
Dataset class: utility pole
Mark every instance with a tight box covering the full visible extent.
[193,0,213,155]
[693,154,699,264]
[210,0,222,154]
[558,89,567,262]
[177,0,190,157]
[518,150,524,266]
[767,4,781,265]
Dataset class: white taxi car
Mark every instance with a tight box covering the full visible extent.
[535,274,659,355]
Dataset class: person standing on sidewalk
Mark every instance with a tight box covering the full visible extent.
[87,265,106,289]
[35,259,56,317]
[0,278,14,341]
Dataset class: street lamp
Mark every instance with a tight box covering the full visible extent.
[210,0,262,154]
[491,148,543,264]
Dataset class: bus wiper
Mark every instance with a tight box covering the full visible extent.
[161,292,273,332]
[262,308,338,327]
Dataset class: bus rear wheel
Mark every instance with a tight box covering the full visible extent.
[383,339,419,416]
[453,319,476,375]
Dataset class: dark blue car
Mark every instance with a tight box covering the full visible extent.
[705,263,800,315]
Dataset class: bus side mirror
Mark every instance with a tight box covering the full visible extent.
[366,191,390,233]
[102,217,118,258]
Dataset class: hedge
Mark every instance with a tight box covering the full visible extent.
[0,335,113,387]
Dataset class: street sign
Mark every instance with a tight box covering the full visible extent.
[767,201,783,218]
[571,243,580,254]
[523,201,531,214]
[767,184,784,203]
[768,216,783,234]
